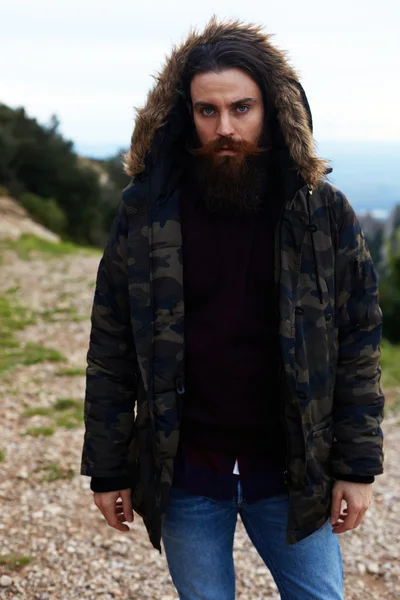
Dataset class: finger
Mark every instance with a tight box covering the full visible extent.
[332,518,348,532]
[353,508,367,530]
[333,504,359,534]
[334,511,347,523]
[109,519,130,531]
[330,487,344,525]
[117,513,129,523]
[100,502,130,532]
[120,488,134,523]
[106,514,130,531]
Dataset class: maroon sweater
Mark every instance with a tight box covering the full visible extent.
[178,179,286,461]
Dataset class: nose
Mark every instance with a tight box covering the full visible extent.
[216,112,234,138]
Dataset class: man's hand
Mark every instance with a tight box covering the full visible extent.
[330,480,372,534]
[94,488,133,532]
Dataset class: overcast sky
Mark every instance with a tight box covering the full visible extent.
[1,0,399,156]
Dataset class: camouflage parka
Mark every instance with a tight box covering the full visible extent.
[81,19,385,552]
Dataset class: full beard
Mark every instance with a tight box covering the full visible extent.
[186,135,271,215]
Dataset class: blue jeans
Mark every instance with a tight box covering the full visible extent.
[162,481,344,600]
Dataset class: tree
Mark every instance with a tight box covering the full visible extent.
[0,103,105,244]
[380,228,400,343]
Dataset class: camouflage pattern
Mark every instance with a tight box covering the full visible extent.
[81,175,384,552]
[276,183,384,542]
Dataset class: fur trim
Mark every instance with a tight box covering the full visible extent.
[123,17,328,188]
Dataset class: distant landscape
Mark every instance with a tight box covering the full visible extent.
[318,141,400,217]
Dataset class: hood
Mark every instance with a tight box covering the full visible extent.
[124,18,329,189]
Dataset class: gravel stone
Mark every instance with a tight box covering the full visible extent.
[367,562,380,575]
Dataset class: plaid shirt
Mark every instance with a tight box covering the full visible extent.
[172,437,288,503]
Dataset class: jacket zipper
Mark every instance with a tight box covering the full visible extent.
[175,375,185,421]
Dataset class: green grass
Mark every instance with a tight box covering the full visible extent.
[39,463,74,482]
[0,294,66,375]
[0,295,35,338]
[17,343,64,365]
[71,315,88,322]
[23,397,84,430]
[39,305,88,324]
[0,553,33,570]
[0,449,6,462]
[55,367,86,377]
[0,234,94,260]
[24,426,55,437]
[23,406,53,417]
[40,306,78,321]
[1,343,65,373]
[5,286,21,295]
[381,340,400,389]
[53,398,81,411]
[54,415,81,428]
[54,398,84,428]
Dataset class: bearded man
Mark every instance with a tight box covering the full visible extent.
[81,19,385,600]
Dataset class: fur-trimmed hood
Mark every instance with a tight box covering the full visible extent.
[124,18,328,188]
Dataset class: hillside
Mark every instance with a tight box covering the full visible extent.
[0,195,60,243]
[0,237,399,599]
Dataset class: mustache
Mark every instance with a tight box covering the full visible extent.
[189,136,267,157]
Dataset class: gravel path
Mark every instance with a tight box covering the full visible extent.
[0,247,399,600]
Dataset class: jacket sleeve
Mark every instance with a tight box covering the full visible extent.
[80,201,138,480]
[331,189,385,480]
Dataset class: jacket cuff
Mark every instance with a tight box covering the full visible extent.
[90,476,132,493]
[334,474,375,484]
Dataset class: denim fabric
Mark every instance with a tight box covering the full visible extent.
[162,482,344,600]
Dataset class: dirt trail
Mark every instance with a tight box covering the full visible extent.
[0,246,399,600]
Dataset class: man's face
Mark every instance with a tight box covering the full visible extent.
[187,67,269,214]
[190,67,265,163]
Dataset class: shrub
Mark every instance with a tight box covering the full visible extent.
[19,192,67,234]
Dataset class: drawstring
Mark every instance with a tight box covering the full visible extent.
[307,188,324,304]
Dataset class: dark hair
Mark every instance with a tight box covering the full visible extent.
[180,40,276,121]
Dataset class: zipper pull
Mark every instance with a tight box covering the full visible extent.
[175,376,185,395]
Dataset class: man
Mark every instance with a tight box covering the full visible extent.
[81,18,384,600]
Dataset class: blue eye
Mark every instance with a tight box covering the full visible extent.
[237,105,249,113]
[202,107,215,116]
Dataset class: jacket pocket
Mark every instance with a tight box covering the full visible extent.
[305,422,333,486]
